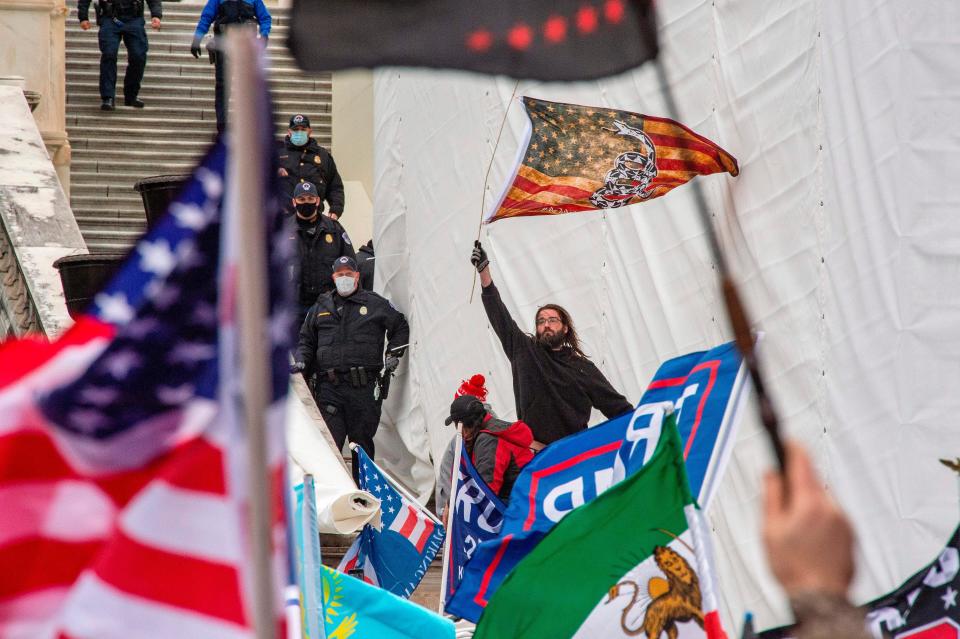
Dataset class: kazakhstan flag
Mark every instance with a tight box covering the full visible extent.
[321,565,454,639]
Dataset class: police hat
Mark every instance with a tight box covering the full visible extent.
[293,181,317,198]
[289,113,311,129]
[444,395,486,426]
[333,256,358,272]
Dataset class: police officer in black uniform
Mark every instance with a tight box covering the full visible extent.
[190,0,271,133]
[78,0,161,110]
[278,114,345,217]
[357,239,375,291]
[293,256,409,460]
[291,181,355,329]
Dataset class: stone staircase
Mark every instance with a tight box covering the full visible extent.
[65,2,332,253]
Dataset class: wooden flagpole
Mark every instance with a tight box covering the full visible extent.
[227,28,276,639]
[652,57,787,474]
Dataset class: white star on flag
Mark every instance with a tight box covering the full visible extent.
[156,384,196,405]
[196,167,223,199]
[70,408,105,433]
[170,203,208,230]
[168,341,216,365]
[81,386,119,407]
[95,292,134,324]
[125,317,160,340]
[146,281,180,310]
[176,239,205,270]
[943,586,958,610]
[101,349,142,378]
[387,506,395,514]
[192,302,217,326]
[138,240,177,278]
[269,307,292,344]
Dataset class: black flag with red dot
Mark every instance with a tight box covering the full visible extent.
[288,0,658,81]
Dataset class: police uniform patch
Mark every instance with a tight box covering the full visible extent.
[325,234,333,243]
[314,155,321,164]
[360,306,368,315]
[342,232,352,246]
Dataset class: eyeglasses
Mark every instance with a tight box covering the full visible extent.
[535,317,563,326]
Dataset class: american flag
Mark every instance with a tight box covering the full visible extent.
[486,97,739,222]
[337,446,445,598]
[0,46,293,638]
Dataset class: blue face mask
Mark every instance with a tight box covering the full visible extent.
[290,130,308,146]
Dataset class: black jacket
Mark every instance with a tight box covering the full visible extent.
[297,288,409,373]
[78,0,161,22]
[294,216,355,307]
[481,283,632,444]
[278,137,345,216]
[357,240,375,291]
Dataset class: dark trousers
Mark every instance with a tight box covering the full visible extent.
[314,375,382,460]
[213,50,227,133]
[98,16,148,100]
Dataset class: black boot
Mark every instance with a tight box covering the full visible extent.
[101,97,115,111]
[124,97,145,108]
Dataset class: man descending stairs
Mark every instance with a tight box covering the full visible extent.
[65,1,332,253]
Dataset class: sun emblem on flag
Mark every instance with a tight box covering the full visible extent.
[322,569,358,638]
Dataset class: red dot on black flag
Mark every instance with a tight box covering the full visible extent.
[544,15,568,43]
[466,29,494,52]
[604,0,625,24]
[507,23,534,50]
[576,5,599,34]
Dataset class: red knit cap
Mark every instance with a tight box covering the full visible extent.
[455,374,487,402]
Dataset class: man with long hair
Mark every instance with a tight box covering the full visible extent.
[470,241,633,445]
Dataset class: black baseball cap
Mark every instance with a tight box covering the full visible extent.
[289,113,310,128]
[333,256,358,272]
[444,395,486,426]
[293,181,317,198]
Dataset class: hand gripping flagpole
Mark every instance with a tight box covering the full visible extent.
[437,432,463,614]
[227,29,277,639]
[653,58,787,475]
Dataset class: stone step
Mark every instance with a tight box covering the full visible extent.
[76,214,149,231]
[66,57,309,81]
[66,88,330,111]
[66,69,326,92]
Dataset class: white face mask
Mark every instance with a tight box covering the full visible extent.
[335,275,356,296]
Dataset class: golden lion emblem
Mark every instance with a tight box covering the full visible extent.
[606,545,704,638]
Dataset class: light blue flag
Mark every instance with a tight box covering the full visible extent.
[293,476,325,639]
[320,565,455,639]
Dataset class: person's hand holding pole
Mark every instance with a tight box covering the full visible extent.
[471,240,492,288]
[762,442,854,598]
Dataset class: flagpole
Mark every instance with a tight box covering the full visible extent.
[652,57,787,474]
[228,29,277,639]
[437,433,463,614]
[469,80,520,304]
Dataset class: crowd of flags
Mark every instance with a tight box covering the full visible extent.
[2,5,954,638]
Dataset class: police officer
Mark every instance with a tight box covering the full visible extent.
[190,0,271,133]
[291,180,355,329]
[278,114,345,217]
[78,0,161,111]
[357,239,375,291]
[293,256,409,460]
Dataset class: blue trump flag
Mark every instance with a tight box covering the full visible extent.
[337,446,446,598]
[446,340,749,622]
[443,438,506,616]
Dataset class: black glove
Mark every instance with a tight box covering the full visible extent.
[470,240,489,273]
[191,36,202,59]
[383,355,400,373]
[290,361,306,374]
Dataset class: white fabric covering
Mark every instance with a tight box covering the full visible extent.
[370,0,960,629]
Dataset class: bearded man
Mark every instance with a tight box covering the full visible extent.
[470,241,633,446]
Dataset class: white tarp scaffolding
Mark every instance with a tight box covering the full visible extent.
[369,0,960,630]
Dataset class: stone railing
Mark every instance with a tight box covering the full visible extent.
[0,86,86,338]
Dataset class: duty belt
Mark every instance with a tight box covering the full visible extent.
[323,367,379,387]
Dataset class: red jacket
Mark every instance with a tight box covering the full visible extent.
[468,415,534,503]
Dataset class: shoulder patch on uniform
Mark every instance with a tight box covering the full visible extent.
[342,231,352,246]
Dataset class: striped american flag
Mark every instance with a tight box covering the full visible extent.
[0,53,293,638]
[486,97,739,222]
